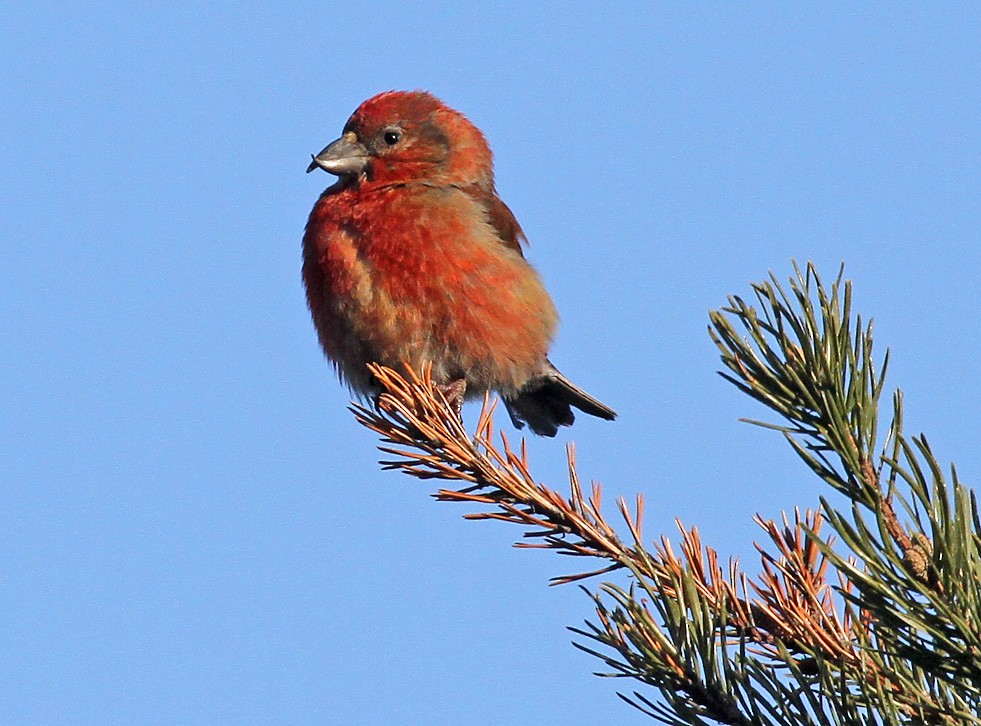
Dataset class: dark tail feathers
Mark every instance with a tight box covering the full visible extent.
[504,360,616,437]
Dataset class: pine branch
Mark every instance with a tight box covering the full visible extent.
[709,261,981,719]
[350,365,914,722]
[347,261,981,723]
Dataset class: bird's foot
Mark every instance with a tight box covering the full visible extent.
[437,379,467,420]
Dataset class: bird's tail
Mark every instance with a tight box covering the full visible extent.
[504,360,616,437]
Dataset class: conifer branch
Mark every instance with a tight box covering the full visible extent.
[350,261,981,723]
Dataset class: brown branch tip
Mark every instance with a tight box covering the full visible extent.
[351,364,866,670]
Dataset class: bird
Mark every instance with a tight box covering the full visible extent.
[303,90,615,437]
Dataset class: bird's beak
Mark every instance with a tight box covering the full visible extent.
[306,132,369,176]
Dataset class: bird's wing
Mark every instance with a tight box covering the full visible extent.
[464,185,528,257]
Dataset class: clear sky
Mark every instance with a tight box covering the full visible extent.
[2,4,979,724]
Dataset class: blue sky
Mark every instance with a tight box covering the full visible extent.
[2,4,979,724]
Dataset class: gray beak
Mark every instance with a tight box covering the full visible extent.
[306,131,369,176]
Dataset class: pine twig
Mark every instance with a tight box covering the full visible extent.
[350,364,895,722]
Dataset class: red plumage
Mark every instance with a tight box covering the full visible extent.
[303,90,615,436]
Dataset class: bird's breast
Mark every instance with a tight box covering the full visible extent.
[303,185,558,394]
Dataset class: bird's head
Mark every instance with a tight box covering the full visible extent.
[307,90,494,189]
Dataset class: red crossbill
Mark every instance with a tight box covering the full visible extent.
[303,90,615,436]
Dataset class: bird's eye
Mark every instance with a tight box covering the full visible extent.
[383,129,402,146]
